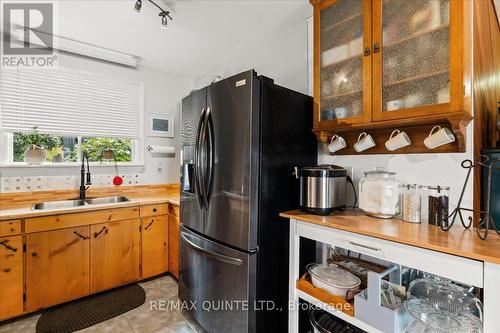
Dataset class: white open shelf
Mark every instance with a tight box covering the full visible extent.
[297,289,383,333]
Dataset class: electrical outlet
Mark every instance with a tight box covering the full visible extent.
[344,166,354,179]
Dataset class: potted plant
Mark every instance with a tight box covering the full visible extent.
[15,127,61,165]
[46,146,64,163]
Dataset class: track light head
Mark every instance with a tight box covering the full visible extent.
[134,0,142,13]
[159,11,171,29]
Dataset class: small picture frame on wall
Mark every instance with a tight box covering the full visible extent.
[148,113,174,138]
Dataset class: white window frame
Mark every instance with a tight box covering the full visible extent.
[0,133,144,167]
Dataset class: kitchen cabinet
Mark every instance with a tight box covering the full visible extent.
[25,227,90,311]
[90,219,141,293]
[312,0,471,154]
[0,235,23,320]
[168,214,180,279]
[141,215,169,279]
[1,200,178,321]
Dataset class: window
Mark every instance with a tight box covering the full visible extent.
[0,67,144,166]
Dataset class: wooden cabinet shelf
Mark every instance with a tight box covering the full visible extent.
[384,24,450,49]
[383,69,449,87]
[322,12,362,32]
[323,89,362,100]
[312,0,472,155]
[322,53,362,69]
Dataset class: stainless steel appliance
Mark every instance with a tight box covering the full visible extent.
[298,165,348,216]
[179,70,317,333]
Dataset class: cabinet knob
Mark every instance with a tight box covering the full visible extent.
[153,208,157,213]
[373,42,380,53]
[364,47,371,56]
[32,252,37,257]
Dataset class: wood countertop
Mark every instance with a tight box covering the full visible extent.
[0,195,179,221]
[280,210,500,265]
[0,184,180,221]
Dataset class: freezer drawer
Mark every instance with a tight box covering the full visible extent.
[178,227,257,333]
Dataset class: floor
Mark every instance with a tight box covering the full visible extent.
[0,275,206,333]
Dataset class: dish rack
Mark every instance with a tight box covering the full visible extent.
[354,265,411,333]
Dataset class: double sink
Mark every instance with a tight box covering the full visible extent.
[32,196,130,211]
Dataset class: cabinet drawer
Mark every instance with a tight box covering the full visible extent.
[168,204,179,218]
[296,220,484,288]
[140,204,168,217]
[25,207,140,233]
[0,220,22,237]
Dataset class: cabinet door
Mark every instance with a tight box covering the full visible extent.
[90,219,140,293]
[25,227,90,311]
[372,0,462,120]
[168,215,180,279]
[141,216,168,279]
[0,235,23,320]
[314,0,372,128]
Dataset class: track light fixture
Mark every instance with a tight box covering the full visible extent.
[133,0,172,29]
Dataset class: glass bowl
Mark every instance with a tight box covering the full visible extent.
[405,277,483,333]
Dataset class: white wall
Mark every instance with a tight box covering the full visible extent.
[194,20,310,95]
[0,53,195,191]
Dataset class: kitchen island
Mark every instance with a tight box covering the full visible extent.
[280,210,500,333]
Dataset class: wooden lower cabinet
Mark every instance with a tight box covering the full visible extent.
[25,227,90,312]
[3,203,180,320]
[168,215,180,279]
[141,216,168,279]
[0,235,23,320]
[90,219,141,293]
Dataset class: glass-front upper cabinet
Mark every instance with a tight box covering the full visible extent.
[372,0,462,121]
[314,0,372,127]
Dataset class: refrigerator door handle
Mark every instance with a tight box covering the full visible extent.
[194,107,206,209]
[181,231,243,266]
[205,106,215,205]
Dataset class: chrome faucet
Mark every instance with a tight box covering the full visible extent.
[79,153,92,200]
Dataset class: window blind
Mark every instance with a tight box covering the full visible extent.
[0,67,142,139]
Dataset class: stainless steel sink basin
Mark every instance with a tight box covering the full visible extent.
[32,196,130,210]
[32,199,86,210]
[85,196,130,205]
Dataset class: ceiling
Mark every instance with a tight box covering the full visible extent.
[46,0,310,77]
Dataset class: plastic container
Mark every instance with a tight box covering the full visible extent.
[359,167,400,218]
[401,184,423,223]
[307,264,361,300]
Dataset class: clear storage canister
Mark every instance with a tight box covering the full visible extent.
[359,167,400,219]
[401,184,422,223]
[428,186,450,227]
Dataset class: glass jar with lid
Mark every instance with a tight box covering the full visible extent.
[428,185,450,227]
[359,167,400,218]
[401,184,423,223]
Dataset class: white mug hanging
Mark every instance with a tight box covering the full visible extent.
[385,129,411,151]
[354,132,376,152]
[327,135,347,154]
[424,126,455,149]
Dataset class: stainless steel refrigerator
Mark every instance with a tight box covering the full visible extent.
[179,70,316,333]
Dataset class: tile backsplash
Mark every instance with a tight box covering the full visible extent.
[0,174,142,193]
